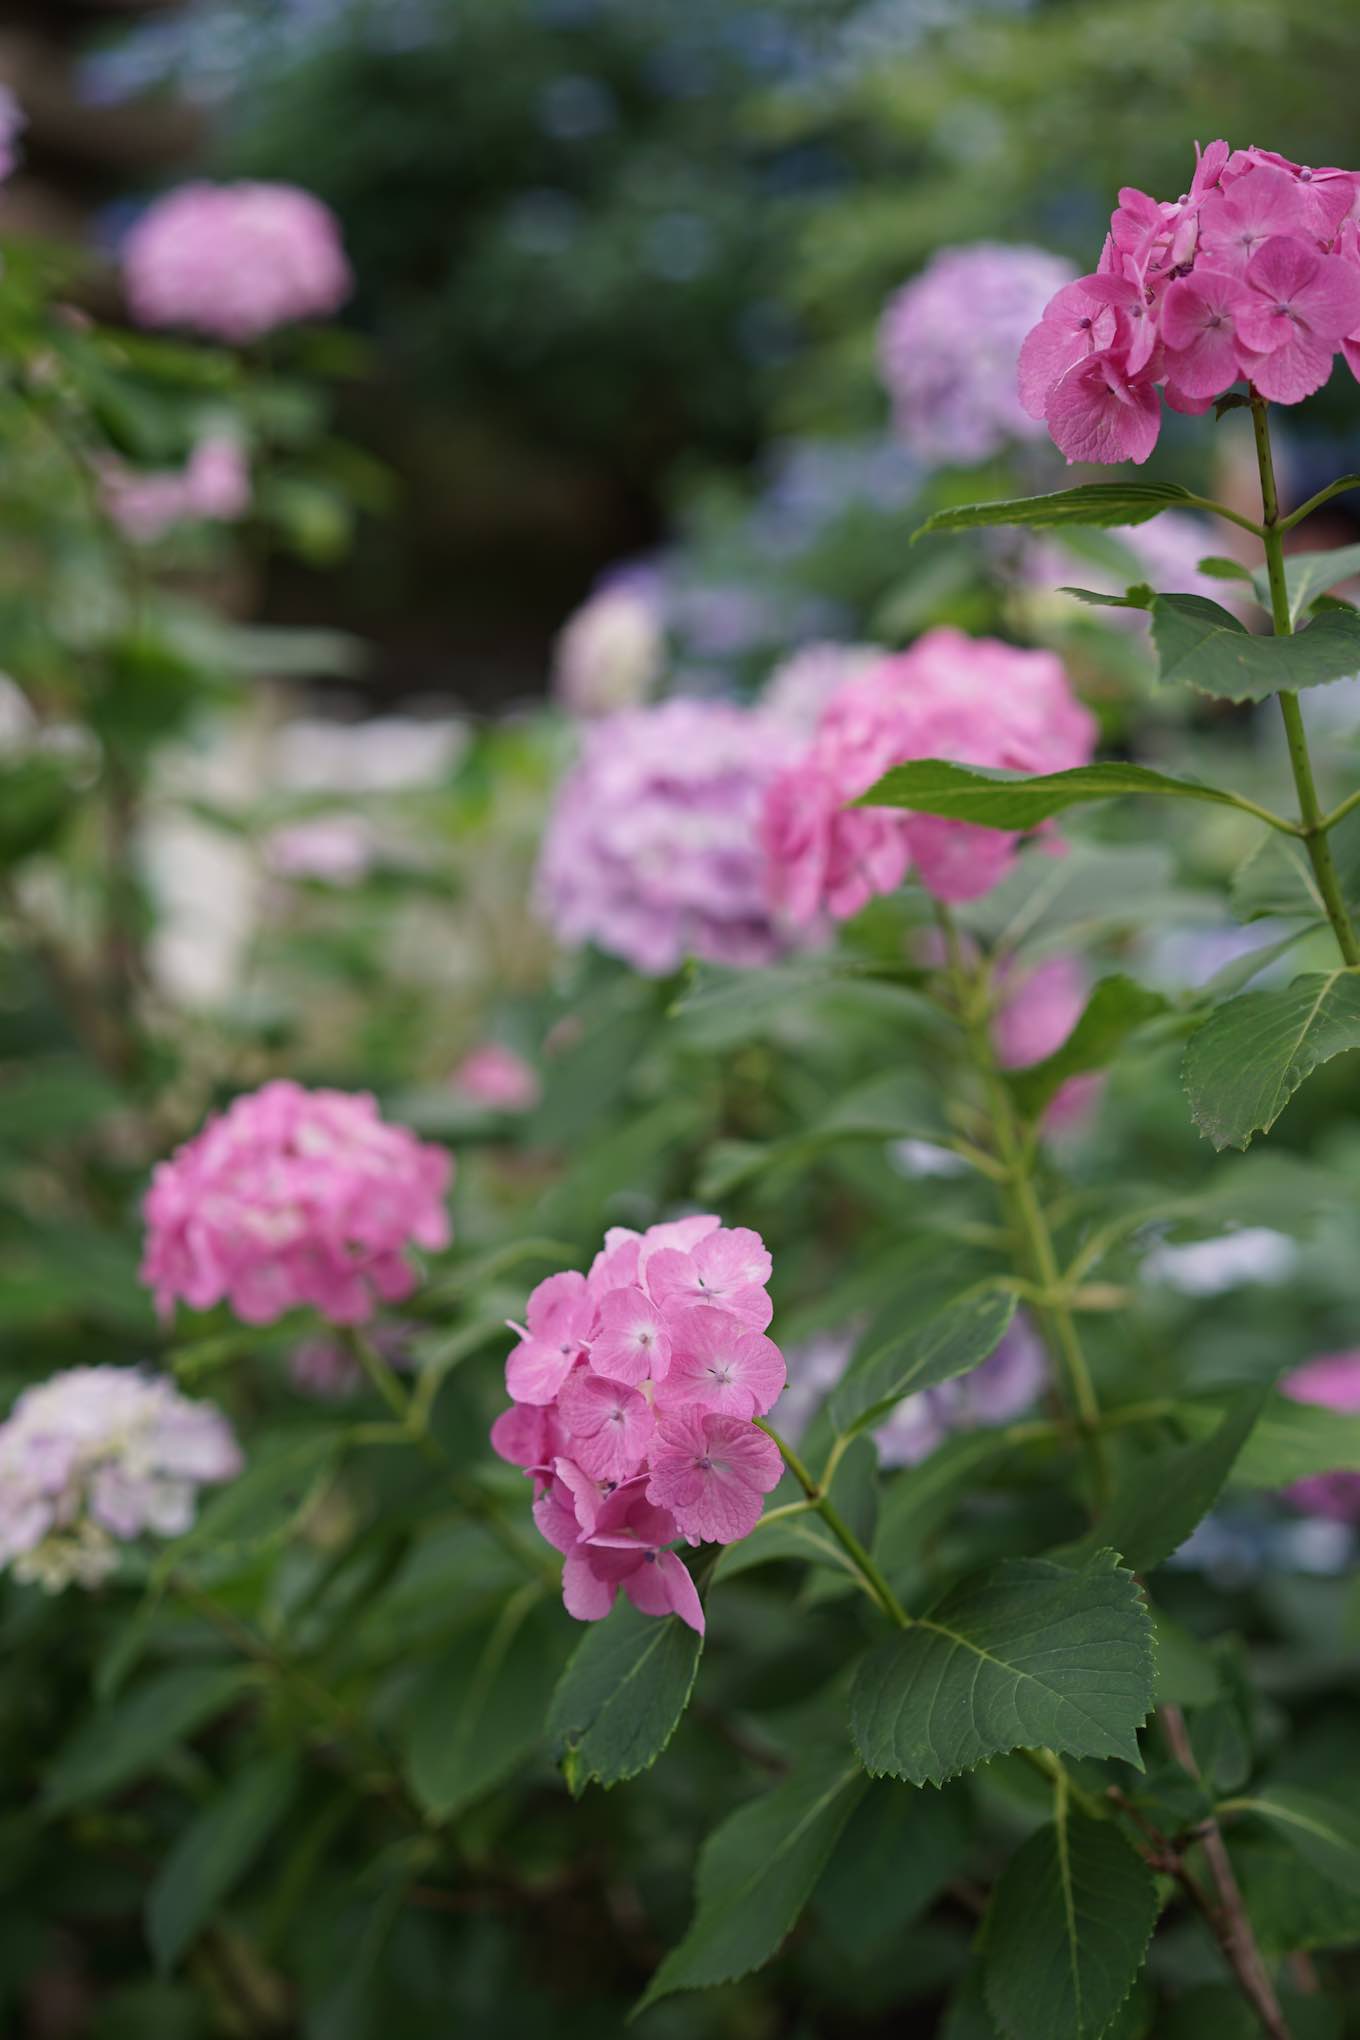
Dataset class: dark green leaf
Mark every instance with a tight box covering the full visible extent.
[1159,1985,1339,2040]
[914,483,1198,540]
[1009,976,1170,1118]
[816,1779,972,1956]
[1231,809,1360,926]
[831,1286,1015,1441]
[1226,1787,1360,1896]
[855,758,1247,827]
[0,754,79,868]
[1151,594,1360,702]
[401,1588,571,1820]
[984,1812,1158,2040]
[941,1969,1003,2040]
[1060,584,1154,610]
[1236,1832,1360,1955]
[45,1665,254,1811]
[546,1602,702,1795]
[147,1753,299,1969]
[1184,968,1360,1149]
[636,1749,867,2010]
[850,1551,1154,1785]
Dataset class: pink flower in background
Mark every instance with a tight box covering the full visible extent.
[1280,1354,1360,1522]
[1020,142,1360,462]
[761,642,879,741]
[141,1081,452,1326]
[536,696,805,975]
[265,816,373,886]
[491,1216,788,1635]
[0,86,26,183]
[288,1321,413,1400]
[0,1367,240,1592]
[123,181,352,343]
[762,627,1096,921]
[993,956,1103,1138]
[451,1043,541,1113]
[99,435,251,545]
[879,243,1076,465]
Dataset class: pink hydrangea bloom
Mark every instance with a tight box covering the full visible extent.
[536,697,806,975]
[491,1217,788,1635]
[99,434,251,545]
[1280,1353,1360,1522]
[450,1043,541,1113]
[265,816,374,886]
[762,627,1096,920]
[0,1367,240,1591]
[141,1081,452,1326]
[879,243,1076,465]
[1020,141,1360,463]
[123,181,353,344]
[761,643,880,741]
[993,955,1103,1138]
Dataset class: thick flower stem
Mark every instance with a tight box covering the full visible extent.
[754,1419,910,1626]
[1250,394,1360,968]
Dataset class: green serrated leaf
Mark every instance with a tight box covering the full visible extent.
[850,1551,1155,1786]
[854,758,1247,828]
[914,483,1197,541]
[401,1588,571,1820]
[831,1286,1015,1441]
[44,1665,255,1812]
[1151,594,1360,701]
[635,1750,867,2010]
[546,1602,701,1794]
[1184,968,1360,1149]
[147,1752,300,1969]
[1224,1787,1360,1896]
[983,1811,1158,2040]
[1063,1383,1270,1573]
[1010,975,1170,1118]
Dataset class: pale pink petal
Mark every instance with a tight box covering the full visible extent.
[561,1546,617,1621]
[657,1306,786,1419]
[1045,351,1162,465]
[590,1285,672,1385]
[505,1336,578,1406]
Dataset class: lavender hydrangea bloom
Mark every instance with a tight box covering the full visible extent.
[761,641,879,740]
[535,697,805,975]
[0,1367,241,1591]
[879,242,1075,466]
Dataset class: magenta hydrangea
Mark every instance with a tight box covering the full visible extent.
[879,242,1076,466]
[141,1081,452,1326]
[99,435,251,545]
[491,1216,787,1635]
[1020,142,1360,465]
[993,954,1103,1135]
[0,1367,240,1591]
[762,627,1096,920]
[1280,1353,1360,1522]
[536,697,805,975]
[123,181,353,343]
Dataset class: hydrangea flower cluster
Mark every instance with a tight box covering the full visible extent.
[760,641,880,740]
[879,242,1076,466]
[451,1042,541,1113]
[99,435,251,545]
[552,573,665,716]
[123,181,353,343]
[1020,142,1360,464]
[141,1081,452,1326]
[993,955,1103,1135]
[536,697,805,975]
[762,627,1096,919]
[0,1367,241,1591]
[491,1217,787,1635]
[1281,1353,1360,1522]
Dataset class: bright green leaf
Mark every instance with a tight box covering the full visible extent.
[855,758,1248,828]
[983,1811,1158,2040]
[831,1286,1015,1441]
[1183,968,1360,1149]
[1009,975,1170,1119]
[850,1551,1154,1785]
[147,1752,299,1969]
[1151,594,1360,702]
[914,482,1198,540]
[635,1749,867,2010]
[546,1602,702,1795]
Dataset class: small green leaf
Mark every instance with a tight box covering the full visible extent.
[831,1286,1015,1441]
[1174,1390,1360,1487]
[855,758,1247,828]
[850,1551,1155,1786]
[45,1665,254,1812]
[402,1588,572,1820]
[1009,976,1170,1118]
[914,482,1197,540]
[147,1752,299,1969]
[547,1602,702,1795]
[1225,1787,1360,1897]
[1064,1383,1271,1573]
[1231,809,1360,926]
[1151,594,1360,702]
[1197,555,1256,584]
[1184,968,1360,1149]
[1060,584,1154,610]
[635,1750,867,2010]
[983,1811,1158,2040]
[1249,540,1360,627]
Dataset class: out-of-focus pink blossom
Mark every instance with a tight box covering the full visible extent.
[99,435,251,545]
[141,1081,452,1326]
[450,1043,541,1113]
[761,642,879,740]
[993,956,1103,1138]
[762,628,1095,921]
[1280,1353,1360,1522]
[1020,142,1360,463]
[0,86,26,184]
[265,815,373,886]
[491,1217,788,1635]
[536,697,805,975]
[123,181,352,343]
[0,1367,239,1591]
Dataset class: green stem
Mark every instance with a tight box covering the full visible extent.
[1250,394,1360,968]
[754,1419,910,1627]
[936,911,1110,1506]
